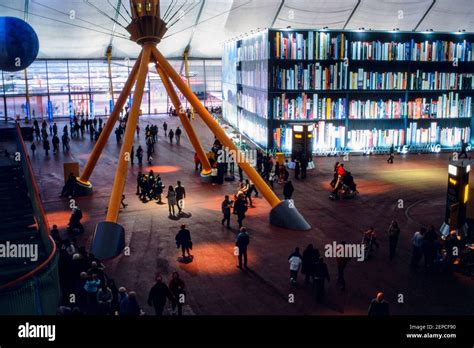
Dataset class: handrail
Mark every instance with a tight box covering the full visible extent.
[0,122,58,291]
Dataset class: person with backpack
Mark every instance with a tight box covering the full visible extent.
[288,247,303,284]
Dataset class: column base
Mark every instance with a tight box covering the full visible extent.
[74,178,93,197]
[90,221,125,260]
[269,200,311,231]
[200,170,213,183]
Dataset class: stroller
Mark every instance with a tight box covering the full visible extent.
[341,172,358,199]
[329,171,358,200]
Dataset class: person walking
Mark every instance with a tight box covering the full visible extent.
[221,195,233,229]
[30,142,36,157]
[175,225,192,259]
[52,134,60,154]
[283,180,295,200]
[294,160,301,179]
[147,275,173,316]
[168,129,174,145]
[302,244,319,285]
[387,144,395,164]
[368,292,390,316]
[288,247,303,284]
[410,228,425,270]
[313,257,330,303]
[236,227,250,269]
[233,194,248,229]
[175,127,182,145]
[169,272,186,316]
[388,220,400,260]
[167,186,177,217]
[43,139,50,156]
[163,121,168,136]
[136,146,143,166]
[175,181,186,214]
[459,140,469,159]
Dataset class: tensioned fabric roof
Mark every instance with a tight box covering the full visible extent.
[1,0,473,60]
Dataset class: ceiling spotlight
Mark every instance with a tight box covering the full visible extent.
[393,28,399,31]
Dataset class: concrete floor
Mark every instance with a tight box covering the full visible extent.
[28,115,474,315]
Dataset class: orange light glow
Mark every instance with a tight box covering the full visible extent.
[46,210,90,230]
[142,165,181,173]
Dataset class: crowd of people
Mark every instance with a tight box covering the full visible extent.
[53,223,188,316]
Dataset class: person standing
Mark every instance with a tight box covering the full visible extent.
[221,195,233,229]
[194,153,201,172]
[423,225,438,273]
[236,227,250,269]
[168,129,174,145]
[301,156,308,179]
[30,142,36,157]
[167,186,177,217]
[283,180,295,200]
[387,144,395,163]
[147,275,173,316]
[52,134,60,154]
[410,228,425,270]
[294,160,301,179]
[136,145,143,166]
[175,127,182,145]
[336,242,350,291]
[368,292,390,316]
[175,181,186,214]
[233,194,248,229]
[43,138,50,156]
[288,247,303,284]
[388,220,400,260]
[302,244,319,285]
[313,257,330,303]
[459,140,469,159]
[175,225,192,259]
[169,272,186,316]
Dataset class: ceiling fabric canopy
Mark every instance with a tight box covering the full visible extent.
[0,0,473,60]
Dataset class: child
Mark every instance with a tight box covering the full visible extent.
[288,248,303,284]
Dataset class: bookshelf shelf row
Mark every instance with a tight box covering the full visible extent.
[223,29,474,153]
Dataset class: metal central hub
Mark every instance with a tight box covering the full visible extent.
[127,0,168,45]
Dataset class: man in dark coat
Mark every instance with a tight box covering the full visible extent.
[313,257,330,303]
[175,181,186,214]
[147,275,173,316]
[283,181,295,200]
[368,292,390,316]
[236,227,250,269]
[233,194,248,228]
[175,225,192,258]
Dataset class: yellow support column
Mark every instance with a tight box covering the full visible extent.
[78,52,143,186]
[155,63,212,175]
[152,47,280,208]
[105,46,151,223]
